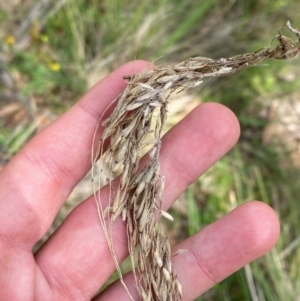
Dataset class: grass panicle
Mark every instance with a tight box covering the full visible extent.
[92,21,300,301]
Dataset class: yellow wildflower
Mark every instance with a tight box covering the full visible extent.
[48,62,61,72]
[5,35,15,45]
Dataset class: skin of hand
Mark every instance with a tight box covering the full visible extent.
[0,61,280,301]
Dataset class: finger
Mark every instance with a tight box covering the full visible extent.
[35,103,240,299]
[96,201,280,301]
[0,61,151,247]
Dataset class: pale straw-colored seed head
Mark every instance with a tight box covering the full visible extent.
[92,21,300,301]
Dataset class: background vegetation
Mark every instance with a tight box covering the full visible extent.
[1,0,300,300]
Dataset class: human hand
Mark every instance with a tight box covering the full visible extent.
[0,61,279,301]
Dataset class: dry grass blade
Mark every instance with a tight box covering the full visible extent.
[92,21,300,300]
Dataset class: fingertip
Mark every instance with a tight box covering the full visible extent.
[171,200,280,300]
[199,102,240,146]
[158,101,240,207]
[77,60,155,121]
[240,201,280,255]
[103,60,154,86]
[117,60,155,74]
